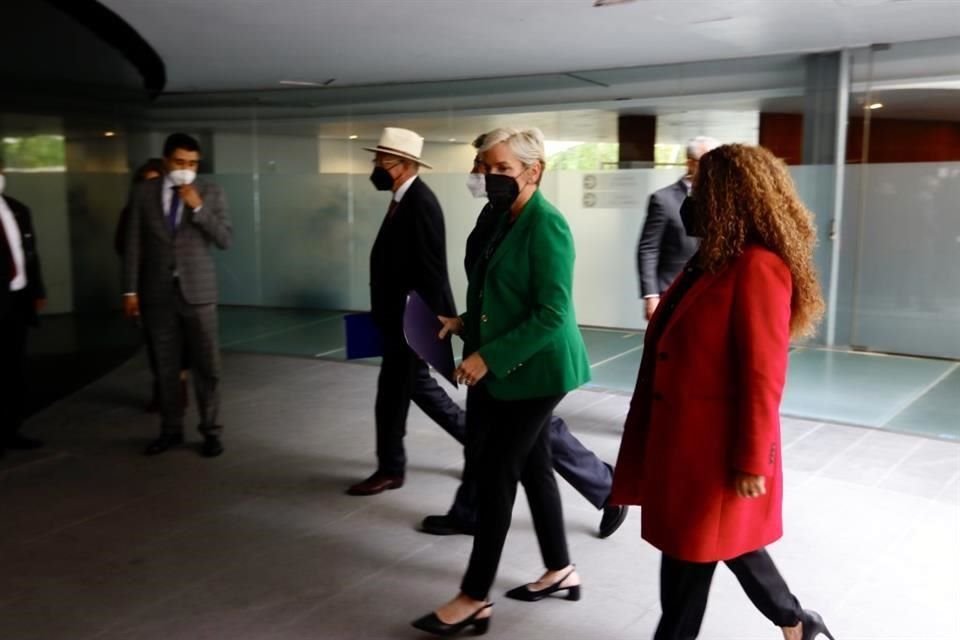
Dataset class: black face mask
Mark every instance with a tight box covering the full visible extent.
[679,196,704,238]
[485,173,521,211]
[369,166,394,191]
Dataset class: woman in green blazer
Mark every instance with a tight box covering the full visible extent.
[412,128,591,636]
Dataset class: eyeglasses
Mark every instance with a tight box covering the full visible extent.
[371,159,402,169]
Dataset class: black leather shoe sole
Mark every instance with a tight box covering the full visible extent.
[201,437,224,458]
[420,515,475,536]
[599,504,629,539]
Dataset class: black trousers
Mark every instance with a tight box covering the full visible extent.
[460,384,569,601]
[448,401,612,528]
[374,334,466,476]
[0,290,31,442]
[655,549,803,640]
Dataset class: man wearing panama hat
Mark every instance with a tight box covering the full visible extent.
[347,127,465,496]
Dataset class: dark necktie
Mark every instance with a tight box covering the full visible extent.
[387,199,398,219]
[167,186,180,234]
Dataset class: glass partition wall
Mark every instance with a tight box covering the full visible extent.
[26,37,956,360]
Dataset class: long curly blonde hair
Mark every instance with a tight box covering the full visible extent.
[694,144,825,338]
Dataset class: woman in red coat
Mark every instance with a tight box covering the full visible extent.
[611,145,835,640]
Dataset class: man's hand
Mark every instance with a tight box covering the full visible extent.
[644,296,660,321]
[734,472,766,499]
[438,315,464,339]
[178,185,203,210]
[455,353,488,387]
[123,294,140,319]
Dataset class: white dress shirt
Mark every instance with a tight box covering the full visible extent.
[0,196,27,292]
[393,174,417,204]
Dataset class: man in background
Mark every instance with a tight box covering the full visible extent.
[123,133,232,458]
[636,136,720,319]
[0,160,47,457]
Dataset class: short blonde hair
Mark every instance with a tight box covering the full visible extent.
[479,127,546,175]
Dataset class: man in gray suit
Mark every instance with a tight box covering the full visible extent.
[123,133,232,457]
[636,136,719,320]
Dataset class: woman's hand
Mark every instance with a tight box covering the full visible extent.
[734,472,766,499]
[437,315,464,339]
[456,353,489,387]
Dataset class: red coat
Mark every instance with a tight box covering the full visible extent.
[610,246,792,562]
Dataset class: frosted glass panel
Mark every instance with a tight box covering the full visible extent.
[556,168,684,330]
[205,162,959,361]
[351,177,390,311]
[213,174,260,306]
[259,174,352,309]
[789,164,839,344]
[65,173,130,311]
[844,163,960,358]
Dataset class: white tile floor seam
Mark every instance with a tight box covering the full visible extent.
[2,353,958,640]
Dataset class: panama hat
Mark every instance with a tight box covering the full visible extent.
[363,127,432,169]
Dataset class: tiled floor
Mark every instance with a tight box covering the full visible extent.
[216,307,960,440]
[2,353,958,639]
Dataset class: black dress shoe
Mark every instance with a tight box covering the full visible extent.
[420,514,475,536]
[800,609,836,640]
[505,567,580,602]
[411,603,492,637]
[599,504,628,539]
[144,433,184,456]
[346,472,404,496]
[5,434,44,450]
[201,435,224,458]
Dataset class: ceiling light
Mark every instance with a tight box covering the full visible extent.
[448,138,457,142]
[279,80,322,87]
[867,102,884,110]
[348,135,358,140]
[104,131,116,137]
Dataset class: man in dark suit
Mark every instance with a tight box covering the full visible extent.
[0,161,47,457]
[123,133,232,458]
[347,127,466,496]
[420,134,627,539]
[637,136,719,320]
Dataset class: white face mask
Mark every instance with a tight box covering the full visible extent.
[168,169,196,186]
[0,174,5,195]
[466,173,486,199]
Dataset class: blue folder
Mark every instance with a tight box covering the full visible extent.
[344,312,383,359]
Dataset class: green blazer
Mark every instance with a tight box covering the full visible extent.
[464,189,591,400]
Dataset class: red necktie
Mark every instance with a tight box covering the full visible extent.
[387,200,398,219]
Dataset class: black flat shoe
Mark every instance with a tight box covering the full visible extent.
[505,567,580,602]
[800,609,836,640]
[144,433,184,456]
[411,603,492,637]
